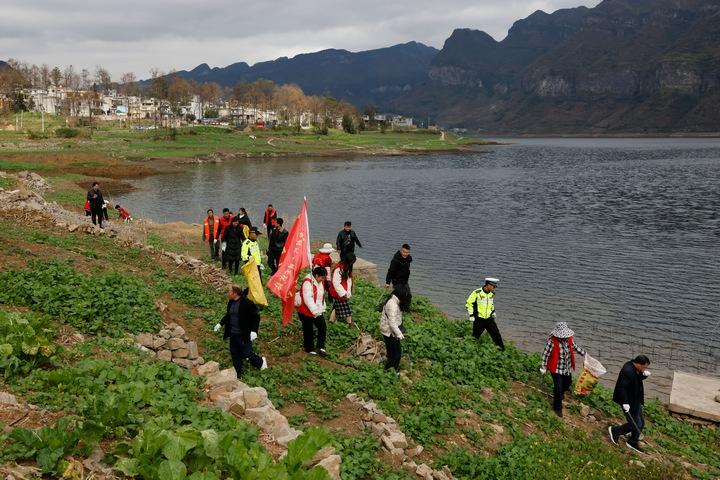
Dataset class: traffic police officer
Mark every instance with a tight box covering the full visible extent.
[466,278,505,350]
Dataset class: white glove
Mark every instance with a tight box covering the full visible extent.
[468,315,475,322]
[213,323,221,332]
[214,239,218,244]
[643,370,651,377]
[263,223,267,230]
[259,264,265,271]
[539,367,547,374]
[221,241,227,252]
[250,331,258,342]
[491,312,497,320]
[396,332,405,340]
[622,404,630,413]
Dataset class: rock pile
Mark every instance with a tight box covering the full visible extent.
[135,323,204,370]
[15,170,51,191]
[346,393,455,480]
[197,364,342,479]
[355,332,386,363]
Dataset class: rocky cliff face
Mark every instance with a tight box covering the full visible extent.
[397,0,720,133]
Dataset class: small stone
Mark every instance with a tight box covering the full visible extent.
[208,385,234,401]
[317,454,341,480]
[135,333,154,349]
[166,322,179,329]
[402,461,418,475]
[68,224,79,232]
[153,336,167,349]
[276,429,302,447]
[172,348,189,358]
[306,447,337,466]
[186,341,199,359]
[172,358,194,369]
[196,361,220,376]
[166,337,187,351]
[0,392,18,405]
[587,415,597,423]
[580,404,590,417]
[405,445,423,458]
[205,368,239,388]
[381,435,395,451]
[415,463,434,480]
[157,350,172,361]
[442,465,454,479]
[370,423,385,437]
[216,391,244,411]
[159,329,172,339]
[490,424,504,435]
[346,393,359,403]
[372,413,388,423]
[155,300,168,312]
[243,387,269,409]
[172,326,186,338]
[433,469,450,480]
[245,404,273,424]
[388,431,408,449]
[379,447,404,469]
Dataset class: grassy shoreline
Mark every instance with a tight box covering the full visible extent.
[0,198,718,479]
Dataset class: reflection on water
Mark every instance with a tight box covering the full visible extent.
[117,138,720,398]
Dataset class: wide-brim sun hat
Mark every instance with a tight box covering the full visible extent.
[319,243,335,253]
[550,322,574,339]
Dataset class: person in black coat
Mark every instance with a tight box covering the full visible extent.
[385,244,412,288]
[336,221,362,271]
[267,218,288,274]
[86,182,105,228]
[214,285,267,378]
[222,218,244,275]
[608,355,652,453]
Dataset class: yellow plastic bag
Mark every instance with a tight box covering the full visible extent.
[242,257,268,306]
[574,354,606,395]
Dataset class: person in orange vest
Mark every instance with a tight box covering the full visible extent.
[202,209,221,260]
[263,203,277,238]
[296,266,328,356]
[539,322,586,417]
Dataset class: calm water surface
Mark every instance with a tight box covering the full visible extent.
[117,138,720,398]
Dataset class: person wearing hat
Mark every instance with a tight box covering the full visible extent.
[465,278,504,350]
[296,266,329,356]
[539,322,586,417]
[313,243,335,272]
[241,226,264,278]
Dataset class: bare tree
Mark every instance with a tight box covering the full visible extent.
[119,72,139,96]
[81,69,91,90]
[63,65,81,90]
[40,64,50,89]
[94,65,112,93]
[50,66,62,87]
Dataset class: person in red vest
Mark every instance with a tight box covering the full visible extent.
[218,208,234,238]
[296,266,328,356]
[202,209,221,260]
[312,243,334,271]
[115,204,133,222]
[539,322,586,417]
[84,199,91,217]
[329,253,356,325]
[263,204,277,238]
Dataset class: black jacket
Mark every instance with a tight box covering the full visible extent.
[223,224,244,261]
[86,189,104,211]
[220,293,260,342]
[385,251,412,285]
[336,230,362,254]
[269,228,288,253]
[613,361,647,411]
[234,214,252,228]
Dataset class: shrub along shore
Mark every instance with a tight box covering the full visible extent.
[0,178,718,479]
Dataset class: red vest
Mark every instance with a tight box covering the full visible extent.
[297,278,321,317]
[218,215,233,237]
[203,217,221,240]
[328,264,351,299]
[547,336,575,374]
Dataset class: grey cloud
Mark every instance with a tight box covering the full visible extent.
[3,0,598,78]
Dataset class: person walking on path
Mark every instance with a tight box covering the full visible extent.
[336,221,362,269]
[263,204,277,238]
[329,253,356,324]
[86,182,105,228]
[222,217,244,275]
[313,243,335,271]
[385,244,412,289]
[241,226,264,277]
[296,267,328,356]
[466,278,504,350]
[203,209,221,260]
[380,284,411,372]
[540,322,587,417]
[608,355,652,454]
[267,218,288,274]
[214,285,267,378]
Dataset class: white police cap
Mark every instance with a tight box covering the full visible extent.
[485,277,499,286]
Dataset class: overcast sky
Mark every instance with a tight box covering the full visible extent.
[2,0,598,79]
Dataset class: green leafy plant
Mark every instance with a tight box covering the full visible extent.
[0,311,59,377]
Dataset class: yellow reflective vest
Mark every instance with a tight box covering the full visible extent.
[241,239,262,265]
[465,288,494,319]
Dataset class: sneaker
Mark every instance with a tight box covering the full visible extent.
[608,426,619,445]
[308,351,317,355]
[260,357,268,370]
[318,348,327,357]
[626,442,645,454]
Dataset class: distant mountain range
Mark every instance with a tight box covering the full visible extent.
[393,0,720,133]
[141,42,438,109]
[0,60,10,70]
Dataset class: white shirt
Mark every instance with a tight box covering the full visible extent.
[301,275,326,317]
[332,267,352,298]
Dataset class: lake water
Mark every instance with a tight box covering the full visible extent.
[116,138,720,399]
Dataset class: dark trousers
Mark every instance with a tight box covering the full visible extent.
[298,313,326,353]
[340,251,354,273]
[91,209,103,228]
[228,334,262,377]
[612,405,644,445]
[383,335,402,371]
[208,239,219,259]
[268,250,281,274]
[551,373,572,412]
[226,258,239,275]
[472,317,505,350]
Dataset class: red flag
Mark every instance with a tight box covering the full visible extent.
[267,199,312,325]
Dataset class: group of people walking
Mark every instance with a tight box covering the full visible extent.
[84,182,133,228]
[202,205,652,455]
